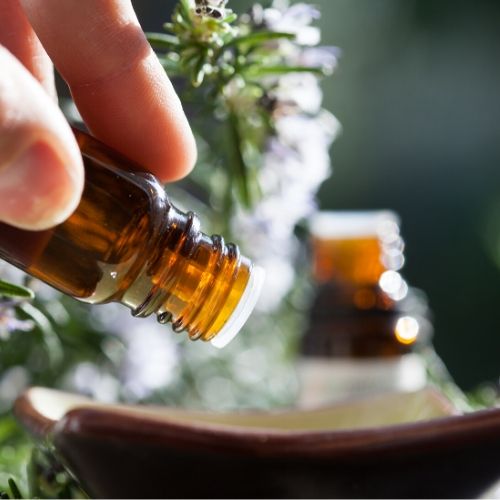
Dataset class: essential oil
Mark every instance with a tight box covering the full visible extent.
[0,129,264,348]
[298,211,430,406]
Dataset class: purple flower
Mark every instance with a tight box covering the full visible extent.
[80,303,180,401]
[263,2,321,45]
[299,46,341,73]
[0,307,35,340]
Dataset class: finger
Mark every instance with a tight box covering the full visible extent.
[0,0,55,97]
[0,48,84,230]
[21,0,197,182]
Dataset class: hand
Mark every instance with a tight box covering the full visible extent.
[0,0,197,231]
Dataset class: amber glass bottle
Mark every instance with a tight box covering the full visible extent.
[0,129,264,348]
[298,211,430,406]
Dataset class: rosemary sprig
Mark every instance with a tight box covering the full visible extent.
[146,0,329,214]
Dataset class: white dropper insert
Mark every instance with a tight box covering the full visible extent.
[210,266,266,349]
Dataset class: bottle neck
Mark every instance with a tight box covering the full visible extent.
[120,203,259,345]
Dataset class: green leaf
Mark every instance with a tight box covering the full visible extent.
[178,0,193,25]
[146,32,180,50]
[228,113,252,208]
[243,65,326,77]
[191,55,207,87]
[18,303,63,368]
[8,479,22,500]
[223,13,238,24]
[27,448,39,500]
[158,57,181,74]
[0,417,21,443]
[0,281,34,300]
[228,31,296,47]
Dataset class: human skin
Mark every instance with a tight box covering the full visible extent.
[0,0,197,231]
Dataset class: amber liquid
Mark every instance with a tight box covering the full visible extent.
[305,230,422,357]
[0,130,250,342]
[312,236,385,286]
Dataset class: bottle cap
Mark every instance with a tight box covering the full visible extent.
[310,210,400,240]
[211,266,266,348]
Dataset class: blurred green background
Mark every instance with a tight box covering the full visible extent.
[131,0,500,390]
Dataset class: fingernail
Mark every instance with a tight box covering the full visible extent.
[0,141,80,230]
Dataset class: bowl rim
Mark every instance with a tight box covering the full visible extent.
[14,386,500,459]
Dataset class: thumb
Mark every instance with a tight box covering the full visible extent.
[0,47,83,231]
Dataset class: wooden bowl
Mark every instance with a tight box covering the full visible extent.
[15,387,500,498]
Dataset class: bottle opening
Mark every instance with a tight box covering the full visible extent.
[210,266,266,348]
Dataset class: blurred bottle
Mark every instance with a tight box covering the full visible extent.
[298,211,432,407]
